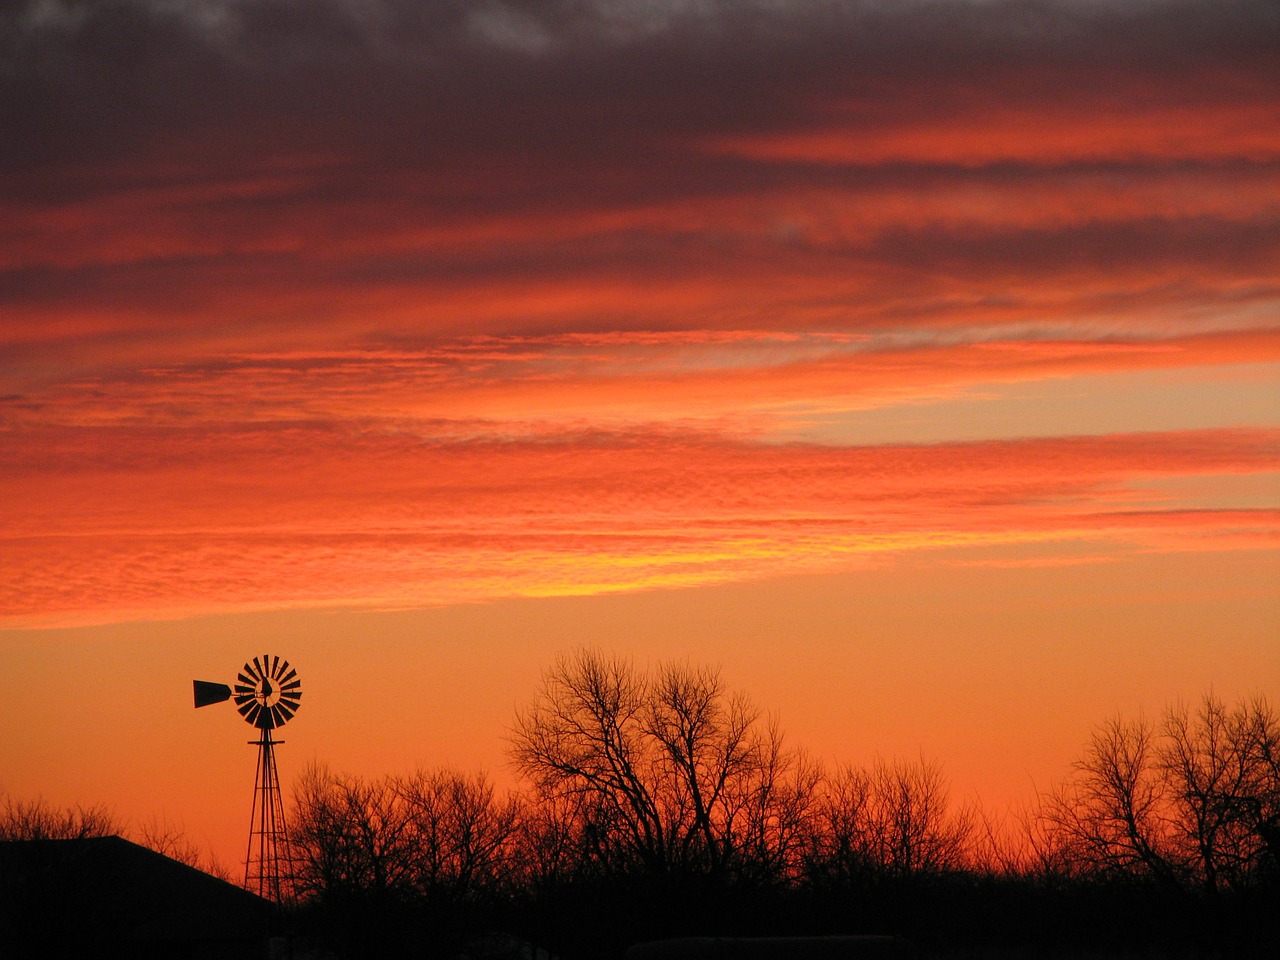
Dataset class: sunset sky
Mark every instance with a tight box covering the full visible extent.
[2,0,1278,873]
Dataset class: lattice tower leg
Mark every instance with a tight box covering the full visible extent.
[245,727,295,903]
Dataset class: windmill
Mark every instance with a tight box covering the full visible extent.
[194,655,302,902]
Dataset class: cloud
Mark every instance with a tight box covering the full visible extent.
[2,2,1276,372]
[2,424,1276,625]
[7,3,1276,151]
[5,328,1276,439]
[2,1,1276,626]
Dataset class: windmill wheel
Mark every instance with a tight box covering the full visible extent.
[234,655,302,729]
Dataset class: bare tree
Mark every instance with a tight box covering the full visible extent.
[1041,714,1180,885]
[509,649,818,885]
[1237,695,1280,872]
[728,718,824,885]
[292,764,523,905]
[1160,693,1280,891]
[986,796,1075,880]
[803,764,874,887]
[0,793,119,841]
[801,756,973,888]
[1041,694,1280,891]
[861,757,973,879]
[968,801,1034,878]
[291,763,416,903]
[511,787,602,888]
[396,768,520,902]
[511,650,659,875]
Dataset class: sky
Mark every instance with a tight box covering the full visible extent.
[1,0,1278,873]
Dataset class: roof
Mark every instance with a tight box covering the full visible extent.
[0,835,272,948]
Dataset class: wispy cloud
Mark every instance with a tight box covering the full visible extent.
[2,1,1276,625]
[6,329,1276,436]
[3,425,1275,626]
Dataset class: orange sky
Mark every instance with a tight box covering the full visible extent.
[1,0,1278,875]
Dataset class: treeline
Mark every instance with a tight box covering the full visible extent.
[287,650,1280,959]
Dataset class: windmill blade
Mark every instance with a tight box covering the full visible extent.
[191,653,304,730]
[197,654,305,763]
[193,680,232,708]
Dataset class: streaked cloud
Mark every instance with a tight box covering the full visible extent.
[1,0,1276,625]
[3,423,1276,626]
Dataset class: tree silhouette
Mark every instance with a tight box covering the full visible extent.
[1161,693,1280,891]
[397,767,520,904]
[510,649,817,889]
[0,794,119,841]
[1041,713,1180,884]
[291,763,521,958]
[1041,693,1280,894]
[801,758,973,890]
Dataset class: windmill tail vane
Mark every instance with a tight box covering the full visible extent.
[193,654,303,903]
[193,680,231,708]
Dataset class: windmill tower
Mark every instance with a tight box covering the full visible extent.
[194,655,303,902]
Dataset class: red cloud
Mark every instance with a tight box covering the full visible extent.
[3,426,1275,626]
